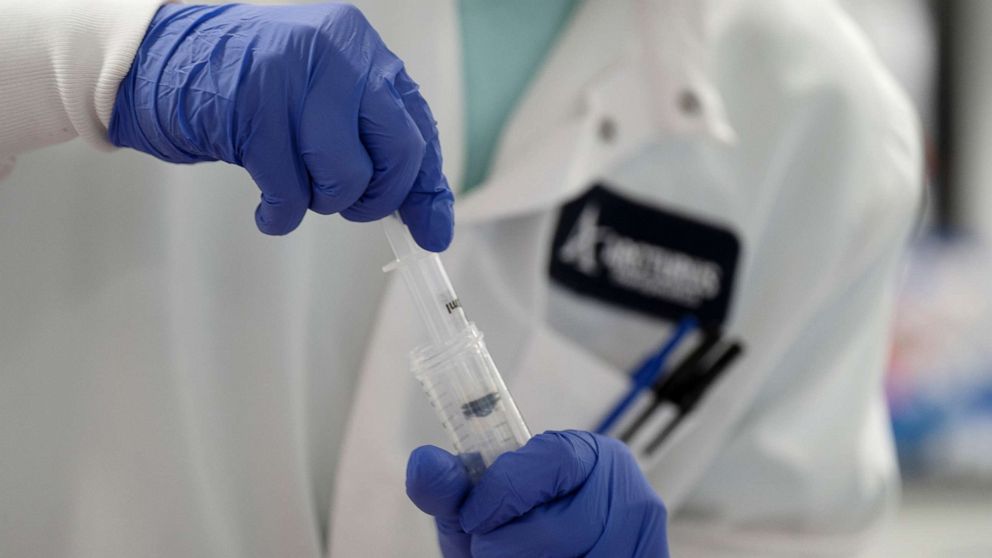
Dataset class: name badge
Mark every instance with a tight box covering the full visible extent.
[549,184,740,326]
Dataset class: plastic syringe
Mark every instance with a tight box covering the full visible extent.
[383,215,531,481]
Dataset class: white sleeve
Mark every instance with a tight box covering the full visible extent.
[0,0,166,179]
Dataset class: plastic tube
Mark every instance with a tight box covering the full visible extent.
[383,215,531,481]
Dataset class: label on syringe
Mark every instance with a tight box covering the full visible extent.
[444,298,462,314]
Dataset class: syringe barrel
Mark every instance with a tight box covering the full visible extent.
[383,217,469,343]
[383,215,531,480]
[410,324,531,482]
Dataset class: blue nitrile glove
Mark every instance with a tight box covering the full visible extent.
[109,3,453,250]
[406,430,670,557]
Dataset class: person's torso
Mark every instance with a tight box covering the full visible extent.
[332,1,921,556]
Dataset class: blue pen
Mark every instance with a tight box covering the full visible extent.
[594,315,697,435]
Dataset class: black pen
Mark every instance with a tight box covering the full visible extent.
[618,330,722,443]
[642,342,743,456]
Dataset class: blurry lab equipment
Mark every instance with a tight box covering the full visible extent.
[888,239,992,481]
[945,1,992,241]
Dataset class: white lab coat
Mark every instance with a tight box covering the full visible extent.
[0,1,919,557]
[331,1,921,556]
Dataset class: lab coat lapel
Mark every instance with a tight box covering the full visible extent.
[456,0,735,436]
[456,0,733,226]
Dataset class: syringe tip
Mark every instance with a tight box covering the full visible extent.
[383,213,419,261]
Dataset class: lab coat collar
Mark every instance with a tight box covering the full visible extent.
[634,0,736,143]
[456,0,735,225]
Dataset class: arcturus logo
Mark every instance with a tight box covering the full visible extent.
[557,203,723,306]
[550,184,739,324]
[558,203,603,274]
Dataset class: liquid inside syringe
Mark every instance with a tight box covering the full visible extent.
[383,215,530,481]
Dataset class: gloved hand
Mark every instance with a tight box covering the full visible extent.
[406,430,670,557]
[109,3,453,250]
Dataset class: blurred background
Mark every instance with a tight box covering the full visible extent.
[843,0,992,554]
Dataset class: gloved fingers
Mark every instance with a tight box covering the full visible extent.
[299,77,375,217]
[469,499,601,558]
[460,431,599,534]
[406,445,473,558]
[394,70,454,252]
[475,503,666,558]
[394,69,438,141]
[406,445,471,517]
[585,500,670,558]
[341,59,426,223]
[397,139,455,252]
[244,140,311,235]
